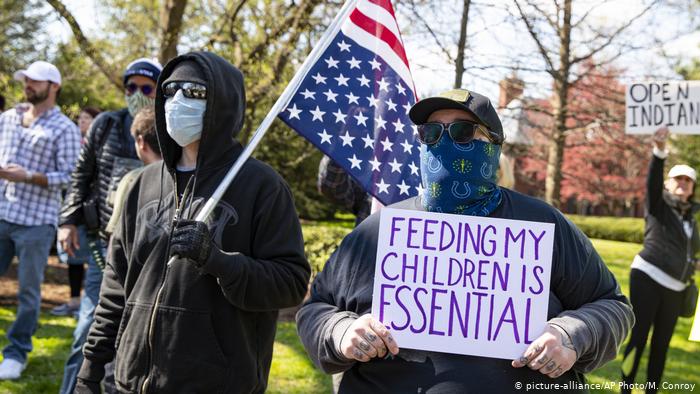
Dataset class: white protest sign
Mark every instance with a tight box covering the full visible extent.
[371,208,555,360]
[626,81,700,134]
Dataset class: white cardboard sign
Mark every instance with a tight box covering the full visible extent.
[626,81,700,134]
[371,208,555,360]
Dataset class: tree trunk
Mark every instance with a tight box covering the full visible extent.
[453,0,470,89]
[159,0,188,65]
[544,0,571,208]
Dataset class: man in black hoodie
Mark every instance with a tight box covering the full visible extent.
[75,52,310,393]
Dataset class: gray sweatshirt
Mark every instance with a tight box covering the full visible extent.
[297,191,634,393]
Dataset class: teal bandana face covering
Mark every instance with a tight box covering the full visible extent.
[420,136,502,216]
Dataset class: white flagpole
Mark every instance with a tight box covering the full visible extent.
[168,0,360,265]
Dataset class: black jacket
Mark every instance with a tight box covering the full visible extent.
[297,192,633,393]
[638,154,700,282]
[77,52,310,393]
[59,109,141,239]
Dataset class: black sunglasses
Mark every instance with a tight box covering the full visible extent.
[163,81,207,100]
[416,120,503,145]
[125,82,155,96]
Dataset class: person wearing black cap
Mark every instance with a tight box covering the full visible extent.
[74,52,309,393]
[57,58,162,394]
[296,88,634,392]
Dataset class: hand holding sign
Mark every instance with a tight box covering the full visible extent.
[339,314,400,362]
[511,324,577,379]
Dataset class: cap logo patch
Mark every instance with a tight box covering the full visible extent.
[439,89,470,102]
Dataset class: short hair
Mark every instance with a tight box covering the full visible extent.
[130,107,161,156]
[81,106,101,118]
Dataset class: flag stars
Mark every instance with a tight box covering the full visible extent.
[357,74,370,87]
[286,104,302,120]
[369,157,382,172]
[397,180,411,195]
[375,116,387,130]
[380,137,394,152]
[376,178,391,194]
[369,58,382,70]
[395,83,407,95]
[324,56,339,69]
[338,40,351,52]
[400,139,414,154]
[386,98,397,112]
[300,89,315,99]
[317,129,332,145]
[345,92,360,105]
[334,74,350,87]
[354,112,368,126]
[392,118,406,133]
[332,109,347,123]
[361,134,374,149]
[312,73,327,85]
[367,94,379,108]
[408,161,419,176]
[377,78,390,92]
[348,154,362,170]
[340,131,355,147]
[323,89,338,103]
[402,102,412,114]
[415,183,424,195]
[388,158,402,173]
[310,106,325,122]
[347,57,362,69]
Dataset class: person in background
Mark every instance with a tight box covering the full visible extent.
[52,106,102,318]
[620,127,700,394]
[57,58,161,394]
[104,106,160,237]
[0,61,81,380]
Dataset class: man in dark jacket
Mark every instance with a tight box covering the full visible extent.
[57,58,162,394]
[296,89,634,393]
[75,51,310,393]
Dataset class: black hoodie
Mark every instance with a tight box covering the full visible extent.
[77,52,310,393]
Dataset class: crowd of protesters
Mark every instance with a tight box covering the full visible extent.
[0,54,695,394]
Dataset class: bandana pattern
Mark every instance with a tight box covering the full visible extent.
[420,136,502,216]
[125,92,155,117]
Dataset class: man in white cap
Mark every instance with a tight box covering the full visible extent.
[0,61,81,379]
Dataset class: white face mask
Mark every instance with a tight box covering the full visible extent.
[164,90,206,147]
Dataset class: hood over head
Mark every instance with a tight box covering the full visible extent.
[155,51,246,173]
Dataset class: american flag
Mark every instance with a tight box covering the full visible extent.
[278,0,421,205]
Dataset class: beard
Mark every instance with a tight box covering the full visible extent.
[25,85,50,104]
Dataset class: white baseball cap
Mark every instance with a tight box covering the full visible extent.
[13,61,62,85]
[668,164,697,183]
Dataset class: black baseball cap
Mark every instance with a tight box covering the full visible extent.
[409,89,504,142]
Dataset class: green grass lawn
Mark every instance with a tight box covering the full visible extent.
[0,238,698,393]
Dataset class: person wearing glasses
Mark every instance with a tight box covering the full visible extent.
[0,61,81,380]
[296,89,634,392]
[74,52,309,393]
[57,58,161,394]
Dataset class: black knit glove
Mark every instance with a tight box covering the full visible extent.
[73,377,101,393]
[170,220,212,267]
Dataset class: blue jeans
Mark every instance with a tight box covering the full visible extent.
[0,220,55,364]
[59,238,115,394]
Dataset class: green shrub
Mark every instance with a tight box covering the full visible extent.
[302,224,351,277]
[566,215,644,243]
